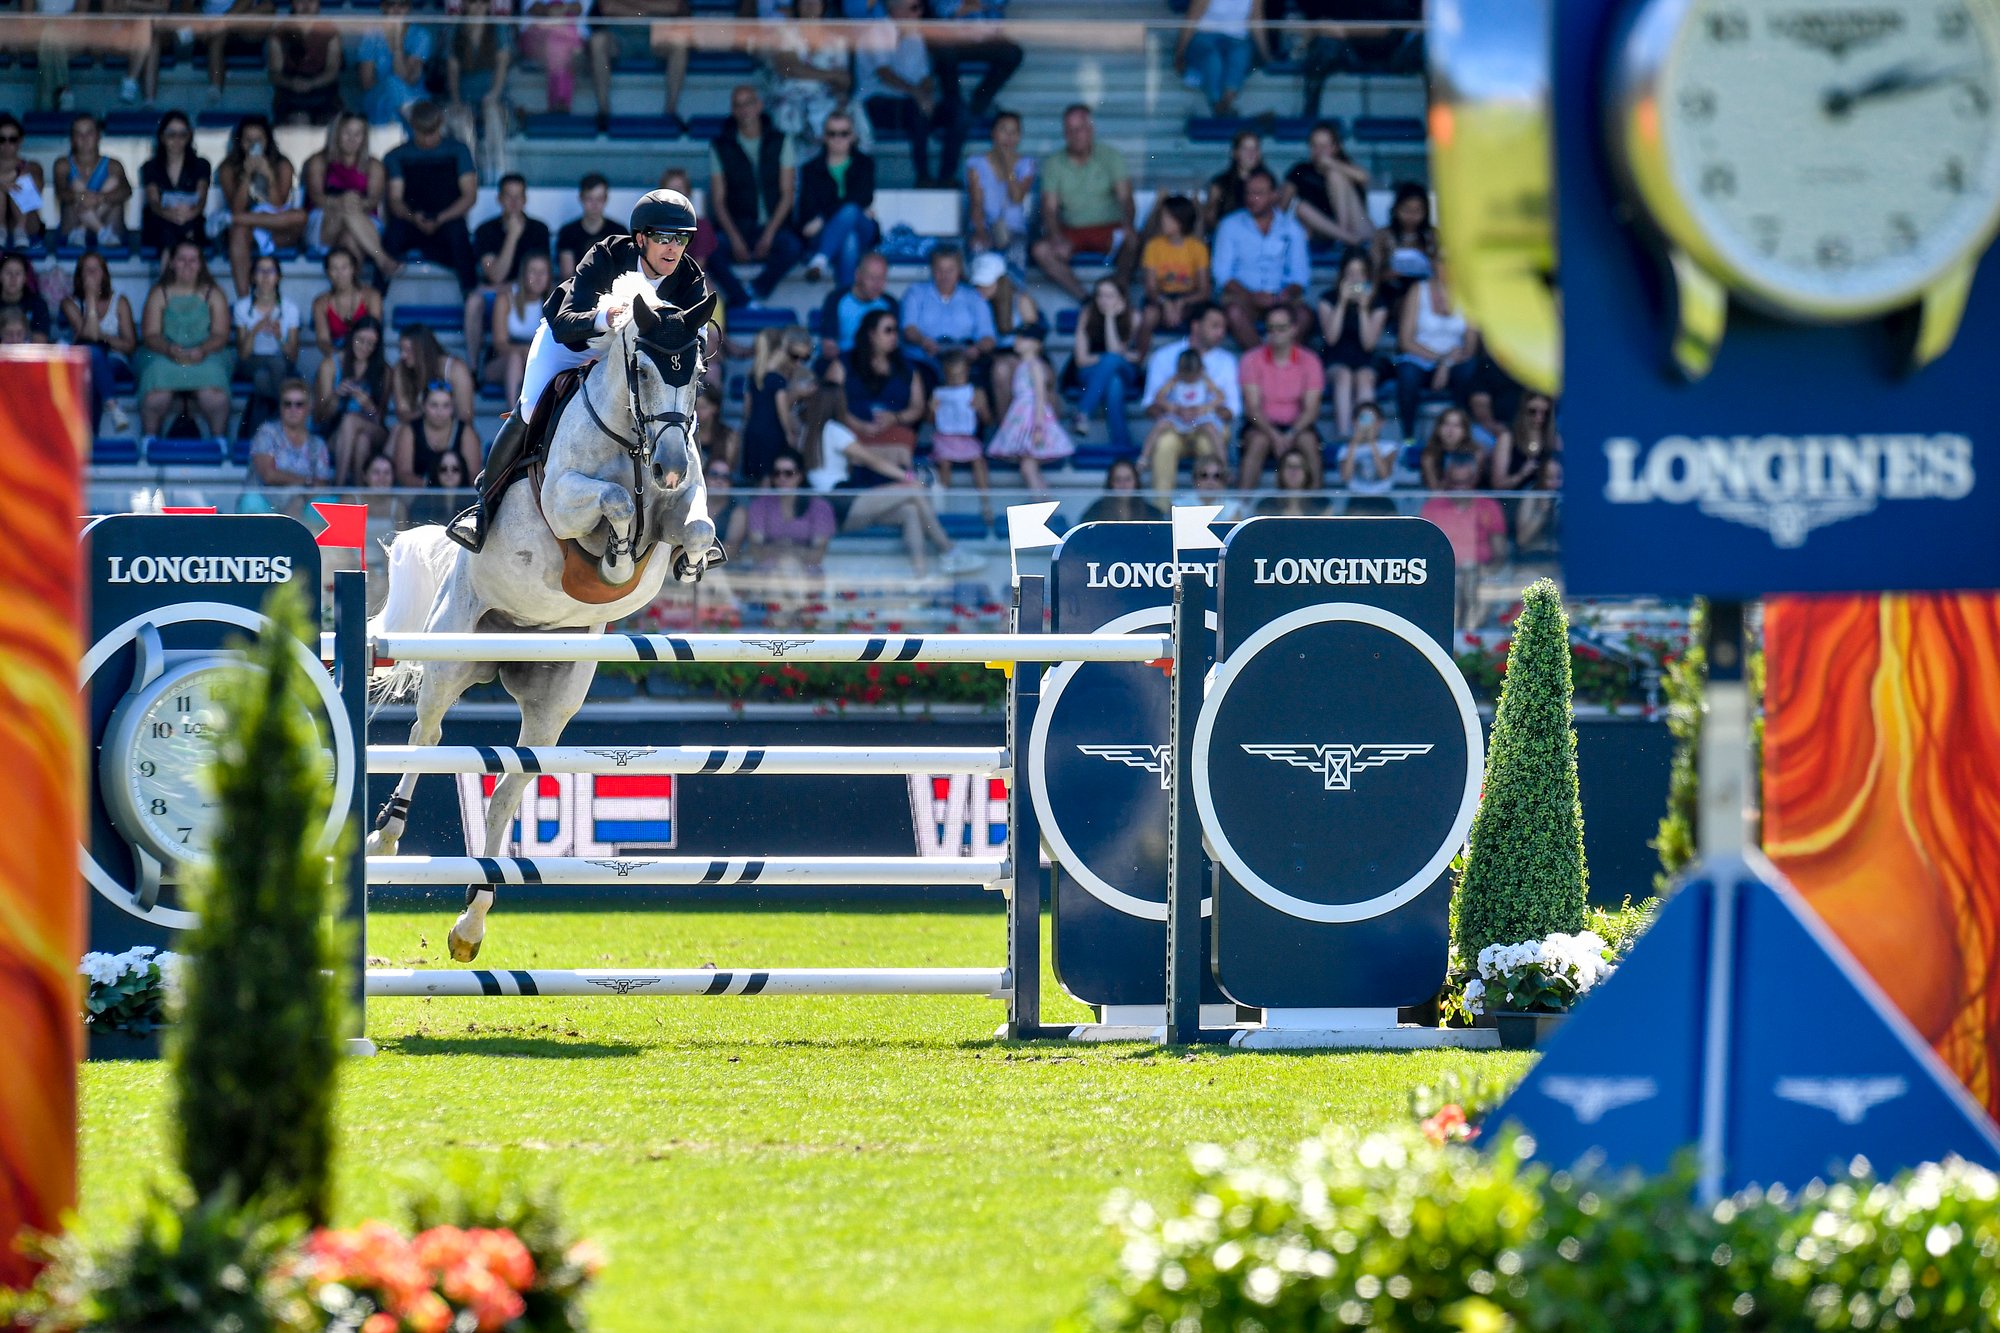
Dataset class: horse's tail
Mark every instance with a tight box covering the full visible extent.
[368,525,459,702]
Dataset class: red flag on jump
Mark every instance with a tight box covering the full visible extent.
[312,501,368,550]
[160,506,217,515]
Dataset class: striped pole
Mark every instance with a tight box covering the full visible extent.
[369,631,1172,665]
[369,744,1009,776]
[366,966,1011,998]
[367,855,1008,887]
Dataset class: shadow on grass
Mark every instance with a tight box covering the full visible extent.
[381,1035,645,1058]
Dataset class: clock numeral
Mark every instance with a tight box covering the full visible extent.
[1937,157,1968,193]
[174,694,192,712]
[1940,6,1970,41]
[1816,236,1852,269]
[1705,9,1748,42]
[150,721,172,738]
[1700,164,1737,198]
[1889,213,1918,252]
[149,798,167,816]
[177,827,193,843]
[139,759,156,777]
[1679,87,1718,122]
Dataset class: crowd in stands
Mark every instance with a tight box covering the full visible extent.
[0,0,1550,597]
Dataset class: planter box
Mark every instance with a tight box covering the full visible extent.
[87,1025,163,1061]
[1488,1009,1568,1050]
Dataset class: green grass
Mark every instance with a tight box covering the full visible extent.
[81,907,1533,1333]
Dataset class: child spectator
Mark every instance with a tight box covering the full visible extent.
[1145,348,1228,505]
[1140,195,1209,340]
[1339,401,1399,515]
[0,309,33,345]
[53,114,133,250]
[984,324,1071,494]
[232,253,302,436]
[0,250,54,340]
[1419,447,1506,628]
[62,251,137,432]
[928,348,992,520]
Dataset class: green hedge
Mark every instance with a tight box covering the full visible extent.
[603,659,1007,708]
[1076,1128,2000,1333]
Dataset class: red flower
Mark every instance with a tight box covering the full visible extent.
[865,663,882,681]
[895,674,912,687]
[1421,1103,1474,1144]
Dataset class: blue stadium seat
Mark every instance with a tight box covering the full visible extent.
[1350,116,1427,143]
[606,114,685,141]
[939,512,989,540]
[730,306,798,332]
[390,304,463,331]
[1187,115,1319,143]
[105,110,159,136]
[144,436,228,466]
[1072,444,1135,471]
[24,110,73,136]
[196,110,247,129]
[92,437,141,466]
[688,50,757,73]
[1055,308,1078,335]
[230,434,256,465]
[522,113,600,140]
[611,55,665,75]
[682,115,729,142]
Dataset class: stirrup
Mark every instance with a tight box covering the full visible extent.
[444,502,484,552]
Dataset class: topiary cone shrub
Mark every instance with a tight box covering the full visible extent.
[172,583,348,1226]
[1452,577,1589,967]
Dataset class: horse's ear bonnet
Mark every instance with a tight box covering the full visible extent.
[629,288,713,388]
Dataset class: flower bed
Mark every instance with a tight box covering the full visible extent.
[80,946,181,1035]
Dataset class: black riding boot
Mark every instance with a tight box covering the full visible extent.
[445,412,529,552]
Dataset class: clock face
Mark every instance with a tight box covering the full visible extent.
[1656,0,2000,315]
[116,664,238,866]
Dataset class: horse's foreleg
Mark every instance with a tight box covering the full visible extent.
[545,470,639,587]
[667,479,718,585]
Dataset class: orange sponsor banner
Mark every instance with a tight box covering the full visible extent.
[0,348,88,1289]
[1765,593,2000,1121]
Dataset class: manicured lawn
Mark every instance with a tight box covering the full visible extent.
[81,907,1533,1332]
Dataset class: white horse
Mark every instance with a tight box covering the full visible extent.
[368,274,718,961]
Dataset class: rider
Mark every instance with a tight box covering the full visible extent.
[447,187,714,552]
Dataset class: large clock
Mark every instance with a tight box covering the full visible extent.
[1609,0,2000,375]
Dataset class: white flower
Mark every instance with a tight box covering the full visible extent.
[1462,978,1486,1016]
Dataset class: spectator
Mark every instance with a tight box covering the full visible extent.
[356,0,435,127]
[487,250,554,411]
[1285,121,1372,255]
[30,0,159,112]
[1515,452,1561,553]
[232,253,302,435]
[965,110,1033,265]
[0,115,45,252]
[589,0,689,132]
[928,347,992,516]
[384,102,481,295]
[1141,302,1240,505]
[315,313,390,483]
[1031,104,1136,300]
[740,326,812,481]
[1339,401,1399,515]
[1294,0,1347,119]
[139,112,208,256]
[61,251,137,433]
[391,379,482,487]
[305,111,400,281]
[1139,194,1208,339]
[762,0,856,150]
[310,247,385,359]
[900,245,995,380]
[249,377,335,489]
[1492,391,1558,491]
[357,454,403,523]
[927,0,1023,121]
[746,444,837,568]
[659,165,723,269]
[709,457,746,551]
[0,251,54,340]
[700,379,741,475]
[0,309,34,346]
[1212,167,1311,349]
[519,0,587,117]
[1080,457,1163,523]
[855,0,966,189]
[557,173,615,279]
[1464,350,1520,448]
[708,86,805,308]
[1255,449,1332,516]
[968,249,1043,419]
[465,172,553,369]
[267,0,344,126]
[1393,259,1476,446]
[1201,128,1265,234]
[1070,276,1145,457]
[53,114,134,251]
[823,310,982,575]
[391,324,477,424]
[1369,181,1437,313]
[1316,252,1387,438]
[1237,303,1321,487]
[1176,0,1267,118]
[218,116,308,298]
[445,0,514,173]
[985,323,1072,493]
[797,110,880,290]
[136,240,235,438]
[815,250,897,367]
[200,0,275,107]
[1183,453,1246,520]
[1418,406,1478,491]
[1419,447,1505,628]
[1143,347,1230,506]
[408,446,473,526]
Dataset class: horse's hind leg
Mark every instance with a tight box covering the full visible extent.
[449,655,599,962]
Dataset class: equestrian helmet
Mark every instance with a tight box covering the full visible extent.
[630,189,698,237]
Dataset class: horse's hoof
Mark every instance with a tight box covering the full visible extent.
[448,926,482,962]
[674,550,703,584]
[366,829,399,856]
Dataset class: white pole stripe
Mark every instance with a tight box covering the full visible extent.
[368,855,1008,887]
[366,745,1010,776]
[365,967,1012,998]
[370,632,1171,665]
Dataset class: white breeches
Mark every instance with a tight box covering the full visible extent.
[518,322,597,420]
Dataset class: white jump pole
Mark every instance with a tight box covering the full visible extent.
[367,855,1008,887]
[369,631,1172,665]
[366,966,1011,998]
[369,744,1009,776]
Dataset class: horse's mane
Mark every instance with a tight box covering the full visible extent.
[600,271,659,323]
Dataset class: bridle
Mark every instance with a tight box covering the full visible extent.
[574,326,700,563]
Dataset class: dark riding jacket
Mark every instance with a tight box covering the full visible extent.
[542,234,713,352]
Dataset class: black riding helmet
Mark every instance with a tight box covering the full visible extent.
[630,188,698,238]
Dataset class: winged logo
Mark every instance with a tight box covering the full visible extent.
[1773,1076,1908,1125]
[1077,744,1172,790]
[1539,1075,1660,1125]
[1240,743,1434,790]
[747,637,812,657]
[582,747,657,767]
[583,858,648,878]
[584,976,664,994]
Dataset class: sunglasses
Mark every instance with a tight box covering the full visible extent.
[642,229,693,245]
[707,467,732,480]
[281,398,309,408]
[0,133,19,145]
[426,378,452,393]
[824,128,854,139]
[1196,468,1226,480]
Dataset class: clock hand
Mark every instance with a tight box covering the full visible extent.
[1824,62,1980,117]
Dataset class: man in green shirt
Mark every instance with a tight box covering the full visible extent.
[1030,103,1136,299]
